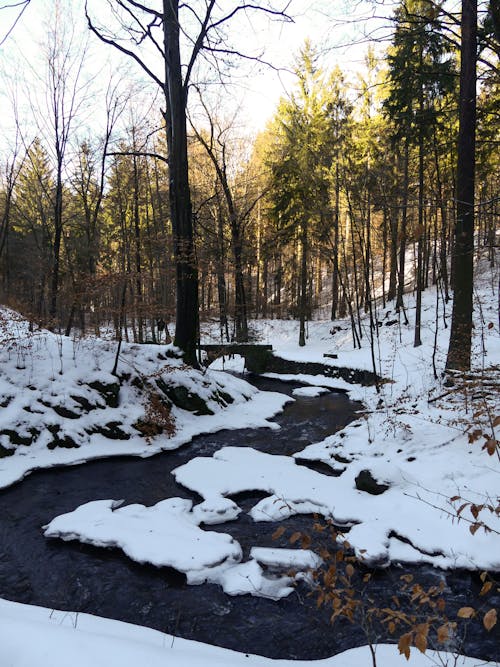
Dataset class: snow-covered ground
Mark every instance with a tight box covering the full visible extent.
[0,599,496,667]
[0,307,289,488]
[0,260,498,666]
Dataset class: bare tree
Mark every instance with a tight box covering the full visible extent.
[190,94,268,342]
[85,0,292,365]
[0,126,25,260]
[20,0,89,325]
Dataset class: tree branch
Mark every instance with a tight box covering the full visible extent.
[106,150,168,164]
[84,0,164,88]
[0,0,30,47]
[183,0,217,93]
[118,0,162,19]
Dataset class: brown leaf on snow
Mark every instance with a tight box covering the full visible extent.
[415,632,428,654]
[484,438,498,456]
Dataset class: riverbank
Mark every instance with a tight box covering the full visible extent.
[0,263,498,665]
[2,598,496,667]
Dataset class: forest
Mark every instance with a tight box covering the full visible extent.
[0,2,499,666]
[0,0,497,369]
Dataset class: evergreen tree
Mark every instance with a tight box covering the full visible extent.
[384,0,455,339]
[267,43,337,345]
[10,139,54,317]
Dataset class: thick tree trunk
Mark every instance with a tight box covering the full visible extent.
[163,0,199,366]
[446,0,477,371]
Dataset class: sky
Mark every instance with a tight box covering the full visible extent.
[0,0,397,147]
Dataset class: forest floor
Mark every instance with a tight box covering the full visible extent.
[0,259,498,667]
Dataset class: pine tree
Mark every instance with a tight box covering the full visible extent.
[384,0,455,341]
[267,43,337,345]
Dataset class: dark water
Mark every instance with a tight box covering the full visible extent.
[0,376,498,661]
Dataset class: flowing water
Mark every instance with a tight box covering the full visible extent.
[0,376,497,660]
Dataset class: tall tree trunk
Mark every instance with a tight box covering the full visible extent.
[331,161,340,320]
[163,0,199,366]
[49,169,63,325]
[232,228,248,342]
[387,205,398,302]
[132,153,144,343]
[433,131,450,300]
[396,139,409,324]
[298,220,308,347]
[446,0,477,371]
[215,205,229,341]
[414,45,425,348]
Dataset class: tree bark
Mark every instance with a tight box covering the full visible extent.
[446,0,477,371]
[163,0,199,366]
[298,219,308,347]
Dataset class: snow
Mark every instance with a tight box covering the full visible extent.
[0,308,290,489]
[250,546,322,570]
[292,385,329,397]
[0,259,499,665]
[43,498,242,572]
[0,599,495,667]
[42,497,309,600]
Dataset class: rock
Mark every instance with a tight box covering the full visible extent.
[88,422,130,440]
[0,444,14,458]
[39,401,80,419]
[47,425,79,450]
[0,428,39,447]
[332,453,351,464]
[71,394,99,412]
[214,389,234,407]
[88,380,120,408]
[156,378,214,415]
[355,469,389,495]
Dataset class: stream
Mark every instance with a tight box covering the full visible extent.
[0,376,498,661]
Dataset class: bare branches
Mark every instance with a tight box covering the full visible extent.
[183,0,217,93]
[0,0,30,47]
[209,2,293,31]
[117,0,161,19]
[84,0,164,89]
[84,0,294,98]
